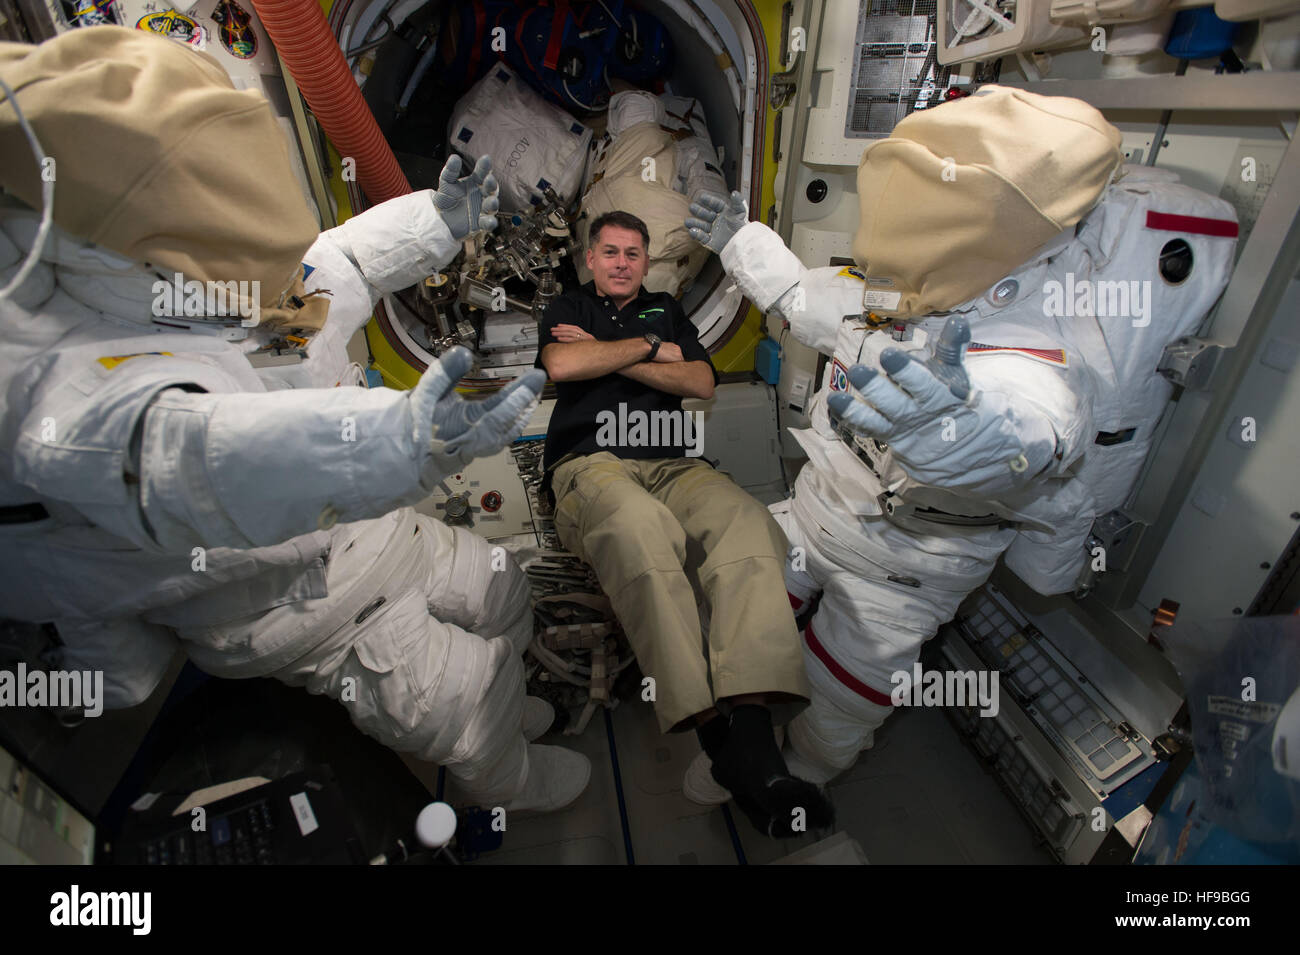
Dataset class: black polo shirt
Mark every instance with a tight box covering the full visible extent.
[535,281,718,470]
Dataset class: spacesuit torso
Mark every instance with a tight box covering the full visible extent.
[738,166,1238,596]
[0,192,456,706]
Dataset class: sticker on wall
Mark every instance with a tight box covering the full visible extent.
[211,0,258,60]
[64,0,122,28]
[137,9,209,50]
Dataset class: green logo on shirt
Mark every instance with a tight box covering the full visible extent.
[637,308,665,321]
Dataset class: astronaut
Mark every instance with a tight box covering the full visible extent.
[686,86,1239,788]
[0,26,589,812]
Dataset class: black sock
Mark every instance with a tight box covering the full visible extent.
[710,705,837,837]
[709,704,786,794]
[695,714,729,761]
[755,777,836,837]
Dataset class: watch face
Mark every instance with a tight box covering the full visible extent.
[646,333,661,345]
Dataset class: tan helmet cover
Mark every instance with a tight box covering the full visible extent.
[0,25,320,310]
[851,86,1124,320]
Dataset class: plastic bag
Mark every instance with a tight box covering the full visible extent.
[1164,615,1300,846]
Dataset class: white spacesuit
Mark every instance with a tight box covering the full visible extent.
[690,86,1239,783]
[0,27,589,812]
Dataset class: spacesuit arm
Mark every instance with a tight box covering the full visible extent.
[309,189,462,314]
[134,350,541,551]
[11,347,541,553]
[718,222,854,355]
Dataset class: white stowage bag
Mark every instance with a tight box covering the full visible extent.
[448,64,593,213]
[577,122,709,296]
[605,90,727,204]
[575,91,727,296]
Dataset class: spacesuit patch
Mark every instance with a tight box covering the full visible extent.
[211,0,258,60]
[836,266,865,281]
[829,358,851,393]
[136,10,207,50]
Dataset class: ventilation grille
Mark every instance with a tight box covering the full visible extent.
[845,0,952,139]
[954,587,1153,797]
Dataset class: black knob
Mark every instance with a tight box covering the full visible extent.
[806,179,828,203]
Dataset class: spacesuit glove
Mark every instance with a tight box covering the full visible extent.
[432,154,501,238]
[685,190,749,254]
[408,347,545,488]
[825,342,1059,498]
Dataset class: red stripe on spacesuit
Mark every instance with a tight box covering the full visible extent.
[788,592,805,611]
[1145,211,1239,238]
[967,344,1066,365]
[803,623,894,707]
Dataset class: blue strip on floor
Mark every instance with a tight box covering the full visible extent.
[721,804,748,865]
[603,706,636,865]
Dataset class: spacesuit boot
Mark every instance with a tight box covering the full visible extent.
[497,744,592,814]
[522,697,556,741]
[783,694,893,785]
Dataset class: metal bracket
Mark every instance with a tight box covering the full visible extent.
[1073,509,1143,597]
[770,71,797,111]
[1152,732,1184,761]
[1157,336,1225,390]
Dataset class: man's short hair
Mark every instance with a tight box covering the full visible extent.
[589,211,650,251]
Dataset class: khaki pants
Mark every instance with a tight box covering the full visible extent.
[551,453,810,732]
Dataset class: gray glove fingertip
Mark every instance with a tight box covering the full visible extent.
[436,346,474,382]
[826,392,853,416]
[847,365,877,390]
[879,347,912,375]
[439,154,463,183]
[515,368,547,394]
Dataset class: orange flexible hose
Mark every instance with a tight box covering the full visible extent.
[251,0,410,204]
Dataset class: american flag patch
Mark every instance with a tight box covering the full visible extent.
[967,343,1068,367]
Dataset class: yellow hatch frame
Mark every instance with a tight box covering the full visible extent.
[317,0,785,388]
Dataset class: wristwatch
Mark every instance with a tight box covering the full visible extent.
[643,332,662,362]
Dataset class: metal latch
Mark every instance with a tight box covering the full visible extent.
[1158,337,1225,390]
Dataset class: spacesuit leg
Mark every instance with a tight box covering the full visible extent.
[192,509,586,811]
[768,497,820,618]
[408,514,550,742]
[782,571,900,784]
[778,479,1014,784]
[414,515,534,655]
[770,496,889,782]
